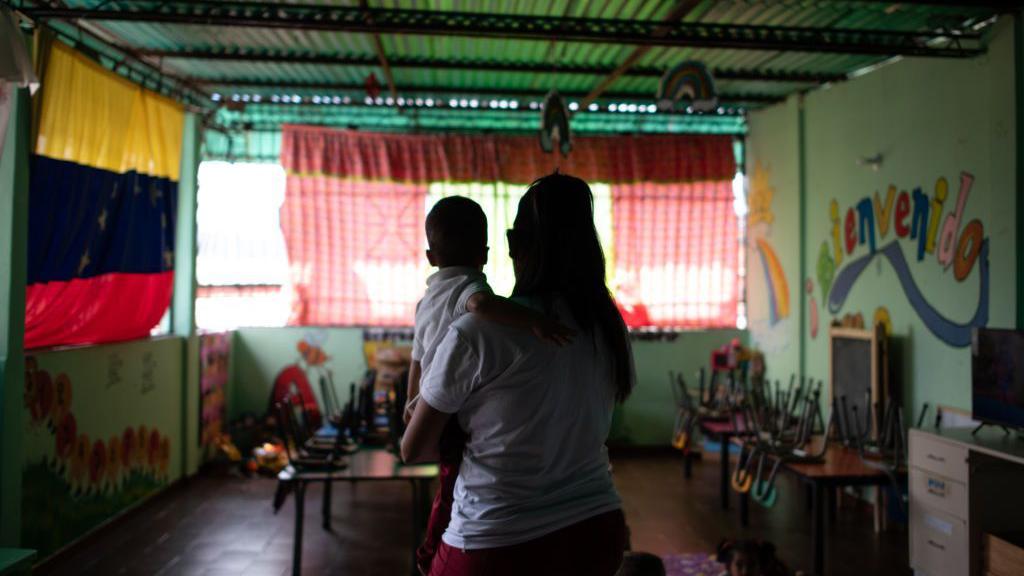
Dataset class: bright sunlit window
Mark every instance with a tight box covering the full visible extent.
[194,163,745,331]
[424,182,614,297]
[733,170,749,330]
[195,161,291,331]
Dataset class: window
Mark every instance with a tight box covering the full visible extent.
[424,182,615,297]
[198,154,743,330]
[195,161,291,331]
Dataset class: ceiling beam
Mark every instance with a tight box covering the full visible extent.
[369,33,397,99]
[219,100,743,117]
[17,3,987,58]
[191,77,783,104]
[133,49,846,84]
[360,0,397,100]
[534,0,578,89]
[580,0,702,110]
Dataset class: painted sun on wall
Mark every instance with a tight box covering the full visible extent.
[816,172,988,347]
[748,161,791,333]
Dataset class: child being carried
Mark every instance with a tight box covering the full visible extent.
[404,196,573,575]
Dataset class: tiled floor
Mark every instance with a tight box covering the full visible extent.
[35,453,911,576]
[612,454,911,576]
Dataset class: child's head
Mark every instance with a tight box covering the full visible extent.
[615,552,666,576]
[716,539,785,576]
[425,196,488,268]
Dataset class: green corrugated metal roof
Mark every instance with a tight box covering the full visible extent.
[23,0,1002,148]
[203,103,747,160]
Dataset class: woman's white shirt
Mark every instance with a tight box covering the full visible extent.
[419,300,627,550]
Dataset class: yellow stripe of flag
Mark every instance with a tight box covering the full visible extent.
[35,42,184,181]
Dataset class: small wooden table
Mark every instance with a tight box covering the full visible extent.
[689,418,753,511]
[737,437,904,576]
[277,448,438,576]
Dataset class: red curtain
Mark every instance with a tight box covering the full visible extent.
[282,127,736,184]
[281,176,426,326]
[612,182,739,329]
[280,126,737,328]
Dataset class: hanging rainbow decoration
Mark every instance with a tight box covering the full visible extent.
[755,238,790,326]
[539,90,572,157]
[656,61,718,112]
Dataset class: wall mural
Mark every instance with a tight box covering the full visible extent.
[874,306,893,337]
[22,344,177,557]
[747,161,792,351]
[755,237,790,325]
[200,333,231,456]
[817,172,988,347]
[270,330,331,427]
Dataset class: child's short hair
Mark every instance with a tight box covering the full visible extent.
[615,552,666,576]
[425,196,487,266]
[716,539,789,576]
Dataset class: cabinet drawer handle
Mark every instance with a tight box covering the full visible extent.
[927,539,946,552]
[926,454,946,463]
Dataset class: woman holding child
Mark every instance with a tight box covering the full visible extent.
[403,173,632,576]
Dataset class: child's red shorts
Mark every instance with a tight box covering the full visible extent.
[415,419,466,575]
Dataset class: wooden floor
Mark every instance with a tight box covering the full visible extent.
[35,453,911,576]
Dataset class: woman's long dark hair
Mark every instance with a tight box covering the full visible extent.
[510,173,633,403]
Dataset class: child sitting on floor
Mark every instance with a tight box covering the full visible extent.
[715,539,795,576]
[404,195,572,575]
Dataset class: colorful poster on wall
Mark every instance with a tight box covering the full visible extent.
[816,172,988,347]
[200,333,230,455]
[21,339,182,558]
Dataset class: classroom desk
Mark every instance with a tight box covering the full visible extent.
[736,437,903,576]
[690,418,753,511]
[277,448,439,576]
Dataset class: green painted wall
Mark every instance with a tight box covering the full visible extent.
[616,330,747,445]
[22,337,185,557]
[747,17,1018,419]
[745,99,802,384]
[231,327,369,420]
[0,84,30,547]
[230,326,745,446]
[174,113,201,476]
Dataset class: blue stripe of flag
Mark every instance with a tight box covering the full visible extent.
[28,155,178,284]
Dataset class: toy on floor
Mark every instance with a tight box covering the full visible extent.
[715,539,796,576]
[252,441,288,474]
[213,433,242,464]
[616,551,666,576]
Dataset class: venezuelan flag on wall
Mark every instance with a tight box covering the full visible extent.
[26,42,184,349]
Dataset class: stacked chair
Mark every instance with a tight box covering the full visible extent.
[730,376,830,508]
[272,389,354,524]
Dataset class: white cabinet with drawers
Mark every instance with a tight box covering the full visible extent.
[909,428,1024,576]
[909,430,969,576]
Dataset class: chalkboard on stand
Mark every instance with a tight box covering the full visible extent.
[829,325,889,440]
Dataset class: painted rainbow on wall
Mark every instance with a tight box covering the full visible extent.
[755,237,790,325]
[656,61,718,112]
